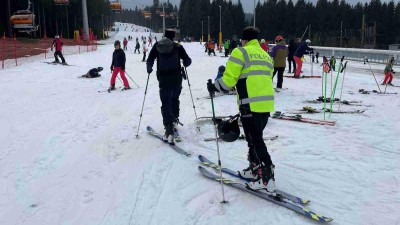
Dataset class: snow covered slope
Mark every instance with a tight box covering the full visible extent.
[0,23,399,225]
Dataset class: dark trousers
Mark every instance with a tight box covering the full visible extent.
[288,58,296,73]
[208,49,216,56]
[224,49,229,57]
[240,108,272,167]
[142,52,146,61]
[54,51,65,63]
[160,86,182,126]
[134,47,140,53]
[272,67,285,88]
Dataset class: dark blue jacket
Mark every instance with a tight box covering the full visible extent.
[111,49,126,68]
[294,43,313,58]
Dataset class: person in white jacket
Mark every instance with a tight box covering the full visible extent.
[142,41,148,62]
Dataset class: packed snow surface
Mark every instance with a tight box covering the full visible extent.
[1,23,399,225]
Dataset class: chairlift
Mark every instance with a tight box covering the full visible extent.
[10,0,38,33]
[54,0,69,5]
[110,1,122,13]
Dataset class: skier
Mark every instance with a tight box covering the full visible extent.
[260,39,269,52]
[207,27,276,193]
[223,39,230,57]
[146,28,192,144]
[330,56,336,71]
[322,56,331,73]
[81,67,103,78]
[142,41,148,62]
[287,39,297,73]
[293,39,314,78]
[51,35,67,65]
[382,56,396,86]
[134,40,140,54]
[315,52,320,63]
[148,36,153,47]
[109,40,130,91]
[208,39,216,56]
[123,37,128,51]
[270,35,288,89]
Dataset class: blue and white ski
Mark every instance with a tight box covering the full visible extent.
[198,155,309,206]
[146,126,191,157]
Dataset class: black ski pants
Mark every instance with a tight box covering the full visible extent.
[142,52,147,61]
[160,85,182,126]
[287,58,296,73]
[54,51,65,63]
[134,47,140,53]
[224,49,229,57]
[240,108,273,167]
[273,67,285,88]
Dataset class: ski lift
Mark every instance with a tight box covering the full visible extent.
[110,1,122,13]
[10,0,38,33]
[53,0,69,5]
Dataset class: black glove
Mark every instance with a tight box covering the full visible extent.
[121,65,125,71]
[110,66,113,72]
[147,68,153,74]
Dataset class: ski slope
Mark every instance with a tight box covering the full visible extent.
[0,22,399,225]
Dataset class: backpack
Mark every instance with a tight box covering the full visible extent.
[158,43,180,73]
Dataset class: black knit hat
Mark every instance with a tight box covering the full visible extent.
[165,29,175,40]
[242,27,260,41]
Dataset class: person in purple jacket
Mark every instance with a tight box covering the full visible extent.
[270,36,288,89]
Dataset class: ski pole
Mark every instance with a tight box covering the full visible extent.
[337,61,348,111]
[185,67,198,120]
[364,57,382,93]
[135,73,150,138]
[124,71,140,88]
[324,69,328,120]
[311,52,314,77]
[329,56,345,117]
[208,79,228,204]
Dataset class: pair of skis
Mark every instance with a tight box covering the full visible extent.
[198,155,333,223]
[272,112,336,126]
[146,126,189,156]
[358,89,397,95]
[146,126,333,222]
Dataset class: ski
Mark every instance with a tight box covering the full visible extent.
[204,134,278,142]
[272,112,336,126]
[292,107,365,114]
[358,89,397,95]
[198,166,333,223]
[284,75,322,78]
[198,155,309,206]
[146,126,191,157]
[43,62,72,66]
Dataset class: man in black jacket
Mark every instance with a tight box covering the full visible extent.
[146,28,192,144]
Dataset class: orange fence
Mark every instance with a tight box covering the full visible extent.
[1,33,98,69]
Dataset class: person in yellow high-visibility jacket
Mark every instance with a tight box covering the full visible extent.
[207,27,276,193]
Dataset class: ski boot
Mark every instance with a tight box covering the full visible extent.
[108,84,116,92]
[61,62,68,65]
[238,163,258,180]
[172,117,182,142]
[52,60,60,64]
[388,82,394,86]
[162,124,175,145]
[122,86,131,91]
[246,164,276,194]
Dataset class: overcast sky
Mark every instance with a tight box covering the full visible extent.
[121,0,393,13]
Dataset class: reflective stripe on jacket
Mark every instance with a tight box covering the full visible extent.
[215,39,275,113]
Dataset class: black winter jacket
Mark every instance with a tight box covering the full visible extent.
[147,38,192,88]
[111,49,126,68]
